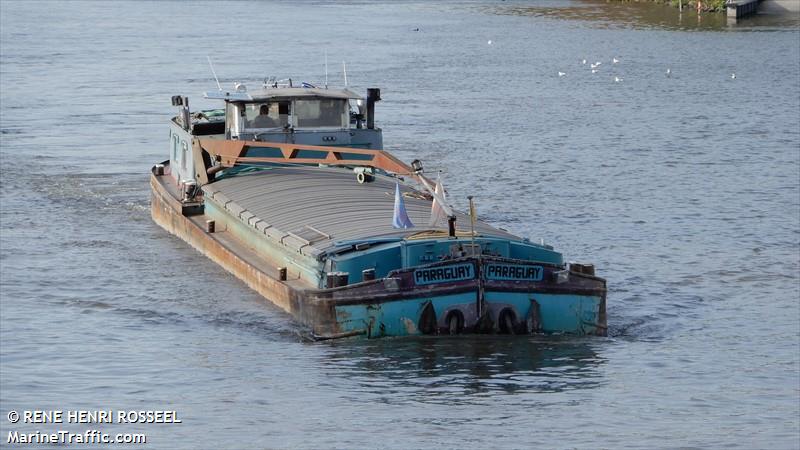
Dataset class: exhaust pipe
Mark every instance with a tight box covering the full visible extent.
[366,88,381,129]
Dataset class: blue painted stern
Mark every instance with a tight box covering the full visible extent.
[314,256,606,338]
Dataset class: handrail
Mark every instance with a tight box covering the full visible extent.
[197,138,453,218]
[198,138,437,188]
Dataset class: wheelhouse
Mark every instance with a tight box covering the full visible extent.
[203,85,383,149]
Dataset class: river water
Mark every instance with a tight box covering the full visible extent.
[1,1,798,448]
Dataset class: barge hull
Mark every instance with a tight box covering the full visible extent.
[151,171,340,337]
[152,169,606,339]
[332,285,605,337]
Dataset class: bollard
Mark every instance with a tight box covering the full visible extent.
[362,268,376,282]
[569,262,595,276]
[570,262,585,273]
[326,272,349,288]
[205,220,215,233]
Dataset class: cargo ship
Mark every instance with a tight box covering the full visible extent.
[150,79,607,339]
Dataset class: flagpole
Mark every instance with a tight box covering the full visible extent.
[468,195,483,320]
[467,195,476,247]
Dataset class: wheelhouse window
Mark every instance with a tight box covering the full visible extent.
[225,102,239,136]
[243,102,290,129]
[294,99,347,129]
[172,134,179,161]
[181,141,188,171]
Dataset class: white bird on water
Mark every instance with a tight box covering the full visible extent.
[487,40,492,45]
[613,57,620,64]
[592,69,599,74]
[666,68,672,77]
[731,73,736,79]
[558,71,566,77]
[614,76,623,82]
[590,63,599,69]
[582,59,587,65]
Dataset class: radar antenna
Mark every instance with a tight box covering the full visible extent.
[206,56,222,91]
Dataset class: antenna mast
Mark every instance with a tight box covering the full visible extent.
[324,52,329,89]
[207,56,222,91]
[343,61,348,87]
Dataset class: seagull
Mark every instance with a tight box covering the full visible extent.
[666,68,672,77]
[590,63,599,69]
[487,40,492,45]
[592,69,599,74]
[731,73,736,79]
[613,57,620,64]
[595,61,602,66]
[614,76,623,82]
[558,71,566,77]
[582,59,587,65]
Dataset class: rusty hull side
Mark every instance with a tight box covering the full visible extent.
[150,171,343,337]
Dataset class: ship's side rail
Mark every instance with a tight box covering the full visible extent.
[197,138,429,184]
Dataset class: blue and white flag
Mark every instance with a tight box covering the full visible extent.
[301,82,316,88]
[392,183,414,229]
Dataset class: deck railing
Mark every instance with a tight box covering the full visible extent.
[198,138,430,184]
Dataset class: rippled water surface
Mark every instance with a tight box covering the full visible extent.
[1,1,799,448]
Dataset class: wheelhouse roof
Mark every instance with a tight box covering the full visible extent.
[204,87,362,102]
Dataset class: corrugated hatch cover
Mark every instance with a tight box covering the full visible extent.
[203,165,520,257]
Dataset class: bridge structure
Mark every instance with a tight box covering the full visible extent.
[727,0,800,21]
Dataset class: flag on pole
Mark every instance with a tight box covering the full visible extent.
[429,173,447,227]
[392,183,414,229]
